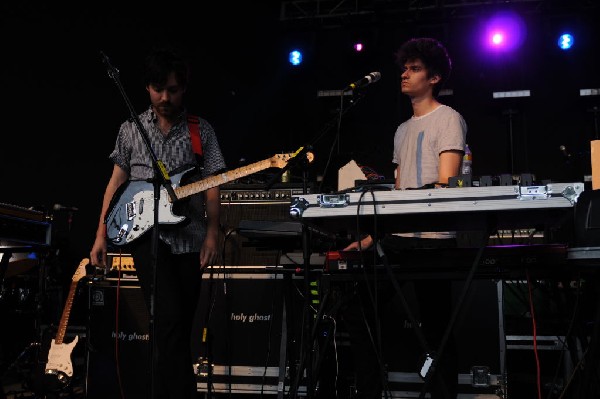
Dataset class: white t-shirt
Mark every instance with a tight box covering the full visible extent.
[392,104,467,239]
[393,104,467,190]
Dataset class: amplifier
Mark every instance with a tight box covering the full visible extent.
[0,202,51,247]
[85,280,150,399]
[220,182,312,203]
[85,269,304,396]
[191,266,303,394]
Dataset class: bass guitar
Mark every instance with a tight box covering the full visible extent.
[105,151,313,246]
[43,258,88,390]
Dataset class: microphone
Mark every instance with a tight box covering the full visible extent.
[346,72,381,90]
[53,204,79,212]
[559,145,571,158]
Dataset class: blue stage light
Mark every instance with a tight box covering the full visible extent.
[289,50,303,66]
[558,33,574,50]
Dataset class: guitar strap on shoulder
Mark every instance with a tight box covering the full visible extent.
[187,114,204,168]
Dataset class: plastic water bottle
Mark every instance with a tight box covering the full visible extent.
[461,144,472,175]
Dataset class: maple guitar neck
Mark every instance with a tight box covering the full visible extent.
[53,258,88,344]
[173,152,313,201]
[54,279,78,345]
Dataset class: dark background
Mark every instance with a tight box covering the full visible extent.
[1,1,599,263]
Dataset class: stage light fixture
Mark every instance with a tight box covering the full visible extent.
[492,90,531,99]
[353,42,364,52]
[558,33,574,50]
[317,89,352,98]
[580,88,600,96]
[492,33,504,45]
[289,49,303,66]
[482,11,526,53]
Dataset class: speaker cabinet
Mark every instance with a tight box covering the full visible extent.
[191,267,303,394]
[86,270,304,396]
[86,280,150,399]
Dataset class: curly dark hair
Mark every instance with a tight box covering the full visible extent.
[394,37,452,97]
[142,46,190,88]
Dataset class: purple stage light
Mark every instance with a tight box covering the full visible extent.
[482,10,527,53]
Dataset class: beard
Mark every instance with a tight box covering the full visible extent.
[154,102,177,117]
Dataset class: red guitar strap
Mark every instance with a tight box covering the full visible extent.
[187,114,203,166]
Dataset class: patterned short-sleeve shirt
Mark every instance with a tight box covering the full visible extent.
[109,106,226,253]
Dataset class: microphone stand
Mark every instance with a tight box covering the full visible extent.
[315,88,368,193]
[101,51,178,399]
[280,86,372,399]
[502,108,519,176]
[265,146,316,399]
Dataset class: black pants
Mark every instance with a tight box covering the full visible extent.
[128,235,202,399]
[341,235,459,399]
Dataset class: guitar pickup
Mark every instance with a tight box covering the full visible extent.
[317,194,350,208]
[126,201,137,220]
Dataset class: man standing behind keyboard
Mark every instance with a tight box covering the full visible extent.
[342,37,467,399]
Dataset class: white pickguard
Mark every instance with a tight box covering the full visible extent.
[45,336,79,377]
